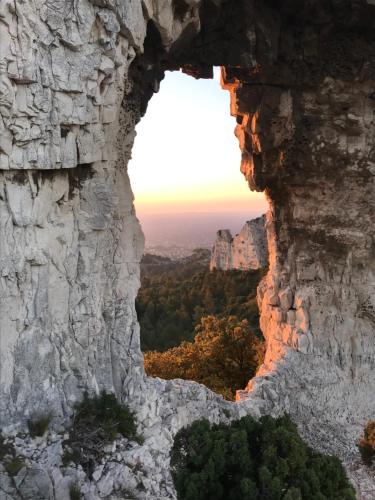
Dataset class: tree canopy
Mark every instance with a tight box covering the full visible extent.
[144,315,265,400]
[171,415,356,500]
[137,264,266,352]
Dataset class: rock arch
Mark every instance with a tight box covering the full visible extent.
[0,0,375,495]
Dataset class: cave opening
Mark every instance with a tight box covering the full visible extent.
[128,67,269,400]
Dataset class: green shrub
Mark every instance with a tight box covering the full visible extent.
[358,420,375,465]
[27,413,52,437]
[171,415,355,500]
[4,455,25,476]
[0,434,25,476]
[73,391,140,442]
[69,482,82,500]
[0,434,14,460]
[63,391,142,477]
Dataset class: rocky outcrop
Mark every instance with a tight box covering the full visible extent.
[210,229,232,270]
[210,215,268,271]
[0,0,375,498]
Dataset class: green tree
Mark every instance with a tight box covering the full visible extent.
[171,415,356,500]
[144,315,264,400]
[137,263,266,352]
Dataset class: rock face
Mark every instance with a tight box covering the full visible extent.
[0,0,375,498]
[210,229,233,270]
[210,215,268,271]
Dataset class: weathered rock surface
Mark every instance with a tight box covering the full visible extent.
[0,0,375,498]
[210,215,268,271]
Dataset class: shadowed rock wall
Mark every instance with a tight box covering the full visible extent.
[0,0,375,497]
[0,0,147,424]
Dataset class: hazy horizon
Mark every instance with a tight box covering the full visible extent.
[140,209,267,253]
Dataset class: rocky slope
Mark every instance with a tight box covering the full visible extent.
[0,0,375,498]
[210,215,268,271]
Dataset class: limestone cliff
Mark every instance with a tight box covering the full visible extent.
[210,229,233,270]
[210,215,268,271]
[0,0,374,498]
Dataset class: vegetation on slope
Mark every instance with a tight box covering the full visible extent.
[141,249,211,280]
[27,413,52,437]
[0,434,25,476]
[62,392,142,477]
[138,252,267,398]
[171,415,356,500]
[145,315,264,400]
[358,420,375,465]
[137,259,266,352]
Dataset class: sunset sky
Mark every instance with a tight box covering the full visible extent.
[128,68,268,217]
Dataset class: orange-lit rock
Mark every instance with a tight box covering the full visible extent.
[1,0,375,497]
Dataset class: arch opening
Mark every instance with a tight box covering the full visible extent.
[0,4,374,494]
[129,68,269,400]
[121,0,375,470]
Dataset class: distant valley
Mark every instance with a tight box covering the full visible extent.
[138,210,264,258]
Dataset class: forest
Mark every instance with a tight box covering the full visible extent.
[137,251,266,352]
[137,252,267,399]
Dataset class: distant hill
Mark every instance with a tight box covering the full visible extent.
[141,248,211,279]
[139,211,266,251]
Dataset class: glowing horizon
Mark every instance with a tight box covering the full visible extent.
[128,68,268,217]
[135,193,266,215]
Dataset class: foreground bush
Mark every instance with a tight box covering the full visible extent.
[0,434,25,476]
[145,315,265,400]
[27,412,52,437]
[63,392,141,477]
[359,420,375,465]
[171,415,355,500]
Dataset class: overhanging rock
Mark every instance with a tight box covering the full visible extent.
[0,0,374,497]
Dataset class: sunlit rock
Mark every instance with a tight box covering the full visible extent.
[210,215,268,271]
[0,0,374,498]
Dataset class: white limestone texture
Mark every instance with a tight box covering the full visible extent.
[210,215,268,271]
[0,0,374,499]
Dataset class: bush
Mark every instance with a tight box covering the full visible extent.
[145,315,264,400]
[69,482,82,500]
[73,392,139,442]
[27,413,52,437]
[359,420,375,465]
[0,434,25,476]
[3,455,25,476]
[63,392,142,477]
[171,415,355,500]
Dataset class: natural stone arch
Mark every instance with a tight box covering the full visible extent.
[0,0,375,496]
[129,0,375,454]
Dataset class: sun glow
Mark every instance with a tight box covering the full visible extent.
[128,68,268,217]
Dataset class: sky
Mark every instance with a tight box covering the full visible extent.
[128,68,268,218]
